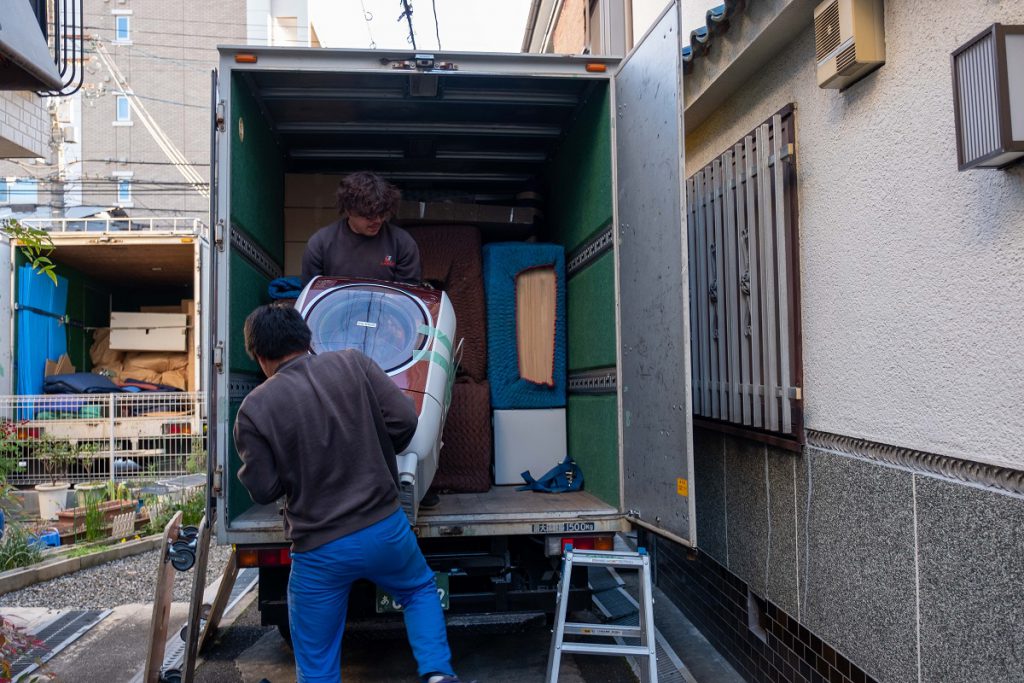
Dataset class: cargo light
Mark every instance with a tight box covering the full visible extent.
[237,547,291,567]
[585,63,607,73]
[234,53,258,64]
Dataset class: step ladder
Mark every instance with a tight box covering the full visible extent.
[546,545,657,683]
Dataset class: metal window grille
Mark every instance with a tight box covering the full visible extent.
[686,106,803,443]
[0,392,206,485]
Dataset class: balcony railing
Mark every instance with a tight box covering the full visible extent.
[20,216,207,237]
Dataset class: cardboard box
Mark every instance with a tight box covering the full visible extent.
[45,354,75,377]
[493,408,567,485]
[109,312,188,352]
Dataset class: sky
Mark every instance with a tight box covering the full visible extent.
[310,0,533,53]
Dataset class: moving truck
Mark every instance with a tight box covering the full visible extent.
[1,218,207,483]
[210,5,694,639]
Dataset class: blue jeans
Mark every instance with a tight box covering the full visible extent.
[287,507,453,683]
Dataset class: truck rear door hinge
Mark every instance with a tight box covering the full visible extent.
[215,101,225,132]
[212,465,223,496]
[213,342,225,373]
[214,220,225,251]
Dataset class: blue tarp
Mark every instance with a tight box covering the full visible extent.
[16,264,69,396]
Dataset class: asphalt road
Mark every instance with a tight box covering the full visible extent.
[195,596,638,683]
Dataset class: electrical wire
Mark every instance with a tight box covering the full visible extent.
[359,0,377,49]
[399,0,416,49]
[431,0,442,50]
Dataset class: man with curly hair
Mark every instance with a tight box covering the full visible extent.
[301,171,422,284]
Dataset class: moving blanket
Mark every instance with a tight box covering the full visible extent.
[482,243,566,409]
[406,225,488,381]
[431,378,492,493]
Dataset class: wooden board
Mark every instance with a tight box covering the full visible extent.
[144,510,183,683]
[182,515,212,683]
[196,547,238,654]
[515,266,557,385]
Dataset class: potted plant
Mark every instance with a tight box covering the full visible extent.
[32,435,89,520]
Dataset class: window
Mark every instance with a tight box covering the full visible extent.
[3,178,38,205]
[114,15,130,42]
[117,179,132,204]
[686,105,803,446]
[116,95,130,122]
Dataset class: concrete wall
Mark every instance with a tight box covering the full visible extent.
[670,2,1024,682]
[687,0,1024,470]
[0,91,49,159]
[675,427,1024,683]
[77,0,248,218]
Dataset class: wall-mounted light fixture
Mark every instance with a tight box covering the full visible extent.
[951,23,1024,170]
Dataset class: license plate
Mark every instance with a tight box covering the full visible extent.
[376,572,449,613]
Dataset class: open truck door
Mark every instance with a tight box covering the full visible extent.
[613,3,696,546]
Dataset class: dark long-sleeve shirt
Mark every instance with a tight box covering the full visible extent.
[234,350,418,552]
[301,219,422,284]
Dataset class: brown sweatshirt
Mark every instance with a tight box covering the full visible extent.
[234,350,418,552]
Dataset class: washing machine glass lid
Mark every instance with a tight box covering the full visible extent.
[304,284,429,374]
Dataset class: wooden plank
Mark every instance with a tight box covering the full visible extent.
[772,115,793,434]
[694,169,712,416]
[144,510,183,683]
[197,548,238,654]
[756,123,780,432]
[685,179,702,417]
[722,150,741,422]
[712,158,728,419]
[703,165,719,419]
[183,516,212,683]
[735,141,753,427]
[515,267,557,385]
[744,135,763,428]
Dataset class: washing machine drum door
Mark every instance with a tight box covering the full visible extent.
[304,284,429,375]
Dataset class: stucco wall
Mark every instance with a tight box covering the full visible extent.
[686,0,1024,470]
[553,0,587,53]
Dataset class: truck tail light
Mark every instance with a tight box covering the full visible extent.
[162,423,191,435]
[237,547,291,567]
[544,534,615,556]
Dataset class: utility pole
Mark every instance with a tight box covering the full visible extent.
[49,98,66,218]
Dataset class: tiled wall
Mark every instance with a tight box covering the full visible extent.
[654,538,878,683]
[0,91,49,158]
[655,427,1024,683]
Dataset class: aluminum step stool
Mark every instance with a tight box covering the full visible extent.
[546,545,657,683]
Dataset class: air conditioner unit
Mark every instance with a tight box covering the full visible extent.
[62,126,77,144]
[814,0,885,89]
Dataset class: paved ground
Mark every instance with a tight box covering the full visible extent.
[195,596,637,683]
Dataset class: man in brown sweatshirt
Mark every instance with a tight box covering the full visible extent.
[234,304,466,683]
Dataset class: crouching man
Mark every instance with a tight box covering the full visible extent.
[233,304,468,683]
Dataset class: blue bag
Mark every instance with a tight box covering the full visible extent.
[517,455,583,493]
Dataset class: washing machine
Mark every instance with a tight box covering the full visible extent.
[294,276,459,522]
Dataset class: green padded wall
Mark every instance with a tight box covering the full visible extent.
[229,251,270,375]
[567,252,616,371]
[227,400,252,523]
[568,394,618,506]
[230,74,284,265]
[63,267,110,372]
[546,84,612,253]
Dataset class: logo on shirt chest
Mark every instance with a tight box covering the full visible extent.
[380,255,395,268]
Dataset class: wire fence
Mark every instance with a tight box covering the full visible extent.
[0,392,206,485]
